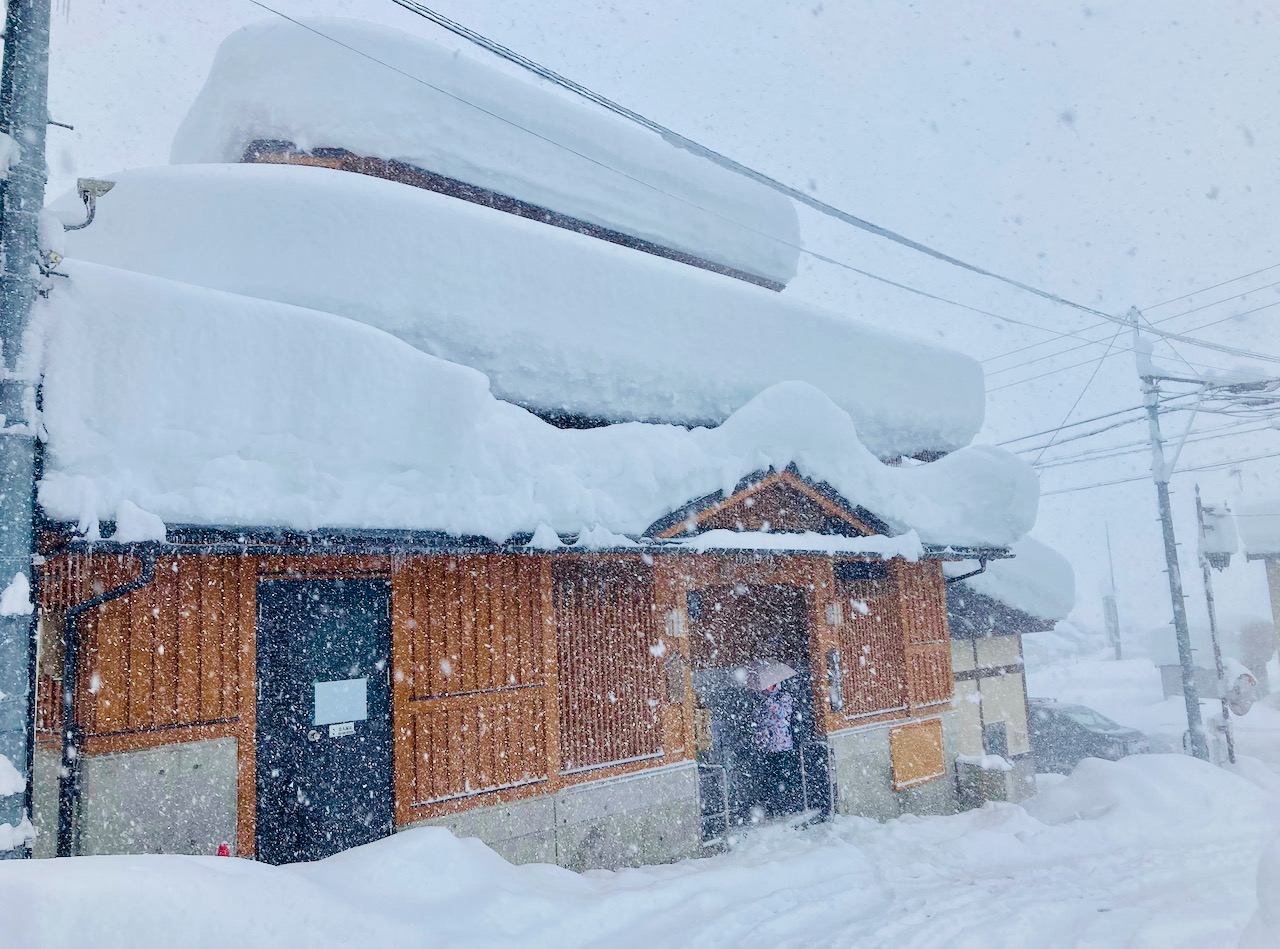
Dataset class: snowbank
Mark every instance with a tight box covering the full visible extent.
[171,18,800,288]
[52,163,984,459]
[36,261,1035,546]
[1240,833,1280,949]
[1,754,1272,948]
[1024,754,1267,833]
[947,536,1075,622]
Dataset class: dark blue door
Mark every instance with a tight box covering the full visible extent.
[256,578,393,865]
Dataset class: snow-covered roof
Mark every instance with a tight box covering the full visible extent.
[171,18,801,289]
[35,260,1037,547]
[53,163,986,459]
[1236,501,1280,557]
[946,536,1075,622]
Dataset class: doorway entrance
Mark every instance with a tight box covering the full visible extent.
[255,578,393,864]
[688,583,829,835]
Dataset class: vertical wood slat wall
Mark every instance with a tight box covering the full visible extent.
[552,560,663,773]
[37,554,248,740]
[393,555,555,821]
[37,543,960,846]
[37,551,259,855]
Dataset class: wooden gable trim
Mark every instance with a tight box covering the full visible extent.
[654,469,881,540]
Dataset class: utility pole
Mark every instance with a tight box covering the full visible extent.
[1103,523,1122,660]
[0,0,51,857]
[1130,308,1209,761]
[1195,485,1235,764]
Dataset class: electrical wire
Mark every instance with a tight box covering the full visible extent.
[1035,420,1277,470]
[386,0,1135,324]
[997,403,1150,445]
[988,297,1280,381]
[981,268,1280,366]
[1040,448,1280,496]
[987,298,1280,392]
[1144,262,1280,311]
[251,2,1280,369]
[249,0,1117,351]
[1029,329,1124,465]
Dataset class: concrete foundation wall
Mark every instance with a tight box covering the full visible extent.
[70,738,238,856]
[413,761,701,871]
[30,745,60,858]
[827,715,958,821]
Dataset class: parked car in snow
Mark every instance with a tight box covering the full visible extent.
[1028,699,1151,773]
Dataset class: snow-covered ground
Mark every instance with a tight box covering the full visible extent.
[5,646,1277,949]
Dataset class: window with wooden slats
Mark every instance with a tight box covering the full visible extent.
[835,572,908,718]
[552,561,663,773]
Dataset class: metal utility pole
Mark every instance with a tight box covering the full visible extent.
[0,0,51,857]
[1130,308,1209,761]
[1195,486,1235,764]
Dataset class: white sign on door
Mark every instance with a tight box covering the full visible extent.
[313,678,368,726]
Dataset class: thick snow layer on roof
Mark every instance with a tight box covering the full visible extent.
[946,536,1075,622]
[170,18,800,288]
[36,261,1035,546]
[53,163,985,458]
[1237,501,1280,556]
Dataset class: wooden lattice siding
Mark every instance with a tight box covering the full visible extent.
[552,561,663,772]
[835,576,907,717]
[38,553,250,738]
[393,556,555,813]
[897,562,953,708]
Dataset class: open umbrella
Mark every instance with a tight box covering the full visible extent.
[746,658,797,691]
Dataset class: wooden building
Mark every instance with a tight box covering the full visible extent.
[32,469,999,868]
[30,17,1037,870]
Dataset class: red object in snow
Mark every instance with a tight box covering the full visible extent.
[216,843,231,857]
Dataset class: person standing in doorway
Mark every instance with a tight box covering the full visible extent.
[748,660,800,817]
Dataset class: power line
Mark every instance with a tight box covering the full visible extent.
[255,2,1280,370]
[982,280,1280,378]
[981,266,1280,366]
[388,0,1129,324]
[1030,412,1272,465]
[1040,448,1280,496]
[1035,420,1277,470]
[988,298,1280,390]
[248,0,1114,351]
[1144,262,1280,311]
[997,403,1150,445]
[1030,328,1123,466]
